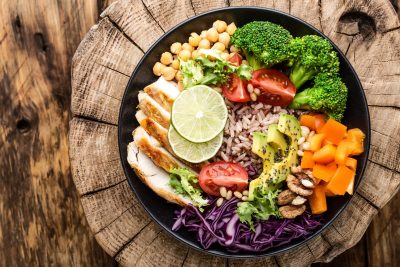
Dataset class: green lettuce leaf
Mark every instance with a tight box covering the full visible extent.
[180,49,252,89]
[169,168,208,209]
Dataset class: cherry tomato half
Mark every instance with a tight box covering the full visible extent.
[199,161,249,196]
[250,68,296,106]
[222,53,250,102]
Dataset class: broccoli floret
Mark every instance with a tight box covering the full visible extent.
[289,73,348,121]
[288,35,340,89]
[231,21,293,69]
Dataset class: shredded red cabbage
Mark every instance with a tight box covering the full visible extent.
[172,197,323,252]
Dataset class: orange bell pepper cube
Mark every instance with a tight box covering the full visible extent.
[301,151,315,169]
[320,119,347,145]
[308,185,327,214]
[326,165,355,195]
[312,144,337,164]
[310,133,326,152]
[312,162,337,182]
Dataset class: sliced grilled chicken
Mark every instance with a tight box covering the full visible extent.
[138,92,170,128]
[144,76,180,112]
[127,142,191,206]
[135,110,173,154]
[133,127,197,174]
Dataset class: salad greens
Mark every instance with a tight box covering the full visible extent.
[180,49,252,89]
[289,73,348,121]
[230,21,293,69]
[169,167,208,209]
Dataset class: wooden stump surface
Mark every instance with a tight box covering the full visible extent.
[69,0,400,266]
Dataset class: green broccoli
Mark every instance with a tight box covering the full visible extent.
[289,73,348,121]
[288,35,340,89]
[231,21,293,69]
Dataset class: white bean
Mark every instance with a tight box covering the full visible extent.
[219,187,227,198]
[233,191,243,199]
[226,190,233,200]
[216,197,224,207]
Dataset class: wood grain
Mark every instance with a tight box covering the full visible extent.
[0,0,114,265]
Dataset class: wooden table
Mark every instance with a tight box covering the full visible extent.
[1,0,399,266]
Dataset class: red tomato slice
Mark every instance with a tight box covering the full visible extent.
[228,53,242,66]
[250,68,296,106]
[199,162,249,196]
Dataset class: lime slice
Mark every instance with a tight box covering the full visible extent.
[168,126,223,163]
[171,85,228,143]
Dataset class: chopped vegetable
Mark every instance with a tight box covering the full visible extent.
[308,185,327,214]
[299,115,317,130]
[288,35,340,89]
[169,168,209,208]
[334,139,352,165]
[326,165,355,195]
[346,176,355,195]
[301,151,315,169]
[312,144,337,164]
[320,118,347,145]
[230,21,293,69]
[309,133,326,152]
[289,73,348,121]
[345,157,357,171]
[346,128,365,155]
[312,162,337,182]
[313,114,327,133]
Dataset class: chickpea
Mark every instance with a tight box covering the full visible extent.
[188,32,201,47]
[161,66,177,81]
[182,42,194,52]
[218,32,230,47]
[175,70,183,81]
[200,30,207,38]
[177,81,184,91]
[191,50,199,59]
[198,39,211,49]
[213,20,227,33]
[221,52,229,60]
[206,28,219,43]
[212,42,225,52]
[230,45,239,53]
[178,49,191,61]
[160,52,173,65]
[226,22,237,35]
[171,59,180,70]
[153,62,166,76]
[170,42,182,54]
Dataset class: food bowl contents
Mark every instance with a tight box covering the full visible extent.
[127,19,366,252]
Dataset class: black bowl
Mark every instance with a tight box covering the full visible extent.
[118,7,370,258]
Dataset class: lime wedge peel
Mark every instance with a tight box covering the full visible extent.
[171,85,228,143]
[168,126,223,163]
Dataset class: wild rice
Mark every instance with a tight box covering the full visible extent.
[212,100,299,176]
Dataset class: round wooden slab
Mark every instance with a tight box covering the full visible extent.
[69,0,400,265]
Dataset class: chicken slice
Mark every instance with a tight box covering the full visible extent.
[135,110,173,154]
[133,127,196,174]
[144,77,180,112]
[138,92,170,128]
[127,142,191,206]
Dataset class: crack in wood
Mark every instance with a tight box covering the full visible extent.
[140,0,166,33]
[356,191,380,210]
[189,0,196,15]
[273,255,282,267]
[318,0,324,33]
[368,158,400,174]
[96,62,131,77]
[80,179,126,197]
[180,248,190,267]
[72,114,117,127]
[102,16,146,53]
[113,220,154,258]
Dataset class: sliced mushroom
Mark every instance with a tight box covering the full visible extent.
[277,190,297,205]
[279,204,306,219]
[291,196,307,205]
[286,174,313,197]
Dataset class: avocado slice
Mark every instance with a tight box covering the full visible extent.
[266,124,288,152]
[263,114,301,184]
[248,115,301,200]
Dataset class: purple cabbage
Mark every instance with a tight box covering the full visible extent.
[172,197,323,252]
